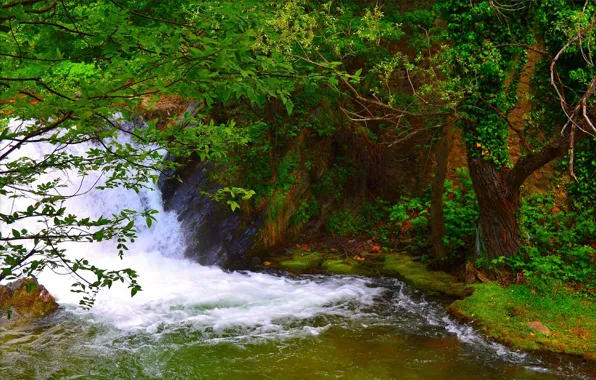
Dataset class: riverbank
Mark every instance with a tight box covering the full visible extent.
[450,283,596,360]
[266,249,596,361]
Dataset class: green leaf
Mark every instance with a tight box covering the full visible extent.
[285,100,294,115]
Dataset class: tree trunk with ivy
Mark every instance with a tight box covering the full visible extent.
[467,131,580,259]
[467,157,522,260]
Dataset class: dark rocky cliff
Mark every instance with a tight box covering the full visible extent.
[159,160,263,268]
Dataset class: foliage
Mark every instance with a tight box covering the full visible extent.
[312,164,355,201]
[290,199,320,226]
[3,0,596,308]
[202,187,256,212]
[326,168,478,262]
[442,170,479,250]
[510,193,596,290]
[0,0,305,306]
[563,139,596,206]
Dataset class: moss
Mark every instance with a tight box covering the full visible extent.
[321,259,372,275]
[382,255,473,298]
[274,252,470,295]
[449,283,596,359]
[279,252,323,271]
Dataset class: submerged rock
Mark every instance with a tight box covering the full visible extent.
[0,278,58,323]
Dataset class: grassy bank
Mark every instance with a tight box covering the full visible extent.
[449,283,596,359]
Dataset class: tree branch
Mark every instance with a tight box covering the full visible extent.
[508,129,588,189]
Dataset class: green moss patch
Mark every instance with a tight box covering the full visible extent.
[382,255,472,298]
[274,252,471,296]
[321,259,372,275]
[449,283,596,359]
[279,252,323,271]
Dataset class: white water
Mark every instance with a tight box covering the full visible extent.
[0,120,383,335]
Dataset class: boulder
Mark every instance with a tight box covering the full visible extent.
[0,278,58,323]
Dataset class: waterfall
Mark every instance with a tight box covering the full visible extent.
[0,119,382,335]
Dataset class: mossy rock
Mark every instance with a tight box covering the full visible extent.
[449,283,596,359]
[382,254,472,298]
[321,259,372,275]
[279,251,323,271]
[0,278,58,324]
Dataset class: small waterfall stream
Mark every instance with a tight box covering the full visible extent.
[0,120,593,379]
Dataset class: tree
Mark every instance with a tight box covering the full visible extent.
[0,0,302,306]
[264,0,596,262]
[437,0,596,260]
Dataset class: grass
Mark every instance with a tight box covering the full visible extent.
[449,282,596,359]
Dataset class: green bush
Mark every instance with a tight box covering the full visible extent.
[325,168,479,262]
[510,193,596,290]
[290,199,320,226]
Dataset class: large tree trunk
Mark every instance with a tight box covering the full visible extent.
[468,157,521,259]
[430,120,454,261]
[466,129,581,259]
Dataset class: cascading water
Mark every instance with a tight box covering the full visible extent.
[0,119,381,334]
[1,120,593,379]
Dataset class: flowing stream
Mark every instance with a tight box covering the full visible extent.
[1,122,595,379]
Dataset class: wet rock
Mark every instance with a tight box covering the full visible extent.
[160,160,263,268]
[156,103,263,267]
[0,278,58,323]
[527,321,551,335]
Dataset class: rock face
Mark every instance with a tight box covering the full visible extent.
[0,278,58,323]
[160,161,263,268]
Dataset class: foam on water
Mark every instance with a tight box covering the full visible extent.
[0,119,383,335]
